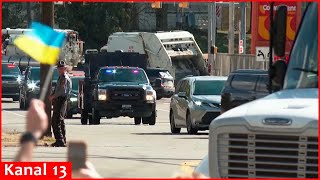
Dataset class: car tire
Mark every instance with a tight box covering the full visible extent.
[13,96,19,102]
[66,112,73,119]
[81,109,88,125]
[19,96,25,110]
[148,110,156,125]
[134,117,141,125]
[170,110,181,134]
[92,109,101,125]
[186,112,198,134]
[156,96,162,100]
[142,117,149,124]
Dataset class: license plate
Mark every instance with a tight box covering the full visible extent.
[122,105,131,109]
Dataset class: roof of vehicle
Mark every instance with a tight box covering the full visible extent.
[145,68,168,71]
[230,69,268,74]
[100,66,144,70]
[183,76,228,81]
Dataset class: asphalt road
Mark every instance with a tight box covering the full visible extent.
[1,98,208,178]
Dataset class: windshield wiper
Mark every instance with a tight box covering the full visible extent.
[292,68,318,74]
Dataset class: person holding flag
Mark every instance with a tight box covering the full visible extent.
[14,22,68,147]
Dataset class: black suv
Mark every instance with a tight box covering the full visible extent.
[221,69,269,113]
[145,68,175,100]
[2,62,22,101]
[19,66,59,109]
[89,67,158,125]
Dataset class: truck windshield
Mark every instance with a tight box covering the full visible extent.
[2,64,20,75]
[193,80,226,95]
[284,3,318,89]
[98,68,148,84]
[30,68,40,81]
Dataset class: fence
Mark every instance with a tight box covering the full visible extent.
[211,53,268,76]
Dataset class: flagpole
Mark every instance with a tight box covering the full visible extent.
[39,65,54,101]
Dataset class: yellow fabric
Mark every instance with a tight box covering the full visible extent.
[14,35,60,65]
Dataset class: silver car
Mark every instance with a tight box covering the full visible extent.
[169,76,227,134]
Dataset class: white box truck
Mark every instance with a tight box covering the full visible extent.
[104,31,208,82]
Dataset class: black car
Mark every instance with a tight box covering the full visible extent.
[145,68,175,100]
[19,66,59,109]
[87,67,158,125]
[221,69,269,113]
[66,75,84,118]
[2,63,22,101]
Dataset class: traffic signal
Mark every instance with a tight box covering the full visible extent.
[151,2,162,9]
[178,2,189,8]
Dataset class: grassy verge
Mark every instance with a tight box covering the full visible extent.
[2,132,56,147]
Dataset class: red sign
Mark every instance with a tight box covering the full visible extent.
[0,162,72,179]
[251,2,302,55]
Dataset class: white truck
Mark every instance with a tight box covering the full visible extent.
[2,28,84,67]
[104,31,208,82]
[195,3,318,178]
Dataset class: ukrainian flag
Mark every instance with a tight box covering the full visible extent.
[14,22,66,65]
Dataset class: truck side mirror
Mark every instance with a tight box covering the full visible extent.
[269,60,287,92]
[155,78,162,87]
[273,5,287,57]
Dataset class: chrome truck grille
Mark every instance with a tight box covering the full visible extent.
[217,133,318,178]
[110,88,144,101]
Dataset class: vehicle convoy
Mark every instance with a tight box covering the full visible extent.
[204,3,318,178]
[66,72,85,118]
[221,69,269,113]
[145,68,175,100]
[105,31,208,83]
[79,52,160,125]
[2,62,22,101]
[19,66,59,109]
[170,76,227,134]
[2,28,83,68]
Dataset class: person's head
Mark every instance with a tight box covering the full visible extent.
[57,60,67,75]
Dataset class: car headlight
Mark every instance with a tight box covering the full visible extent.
[16,76,22,83]
[70,97,77,102]
[98,89,107,101]
[28,83,37,90]
[146,91,155,101]
[194,101,202,106]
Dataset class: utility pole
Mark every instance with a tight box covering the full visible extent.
[208,3,212,68]
[208,3,217,75]
[240,2,246,54]
[26,2,32,27]
[228,2,235,54]
[40,2,54,137]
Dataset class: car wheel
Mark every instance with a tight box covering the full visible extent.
[13,96,19,102]
[92,109,101,125]
[170,110,181,133]
[142,117,149,124]
[19,95,25,110]
[148,110,156,125]
[66,112,73,119]
[81,109,88,125]
[134,117,141,125]
[156,96,162,100]
[186,112,198,134]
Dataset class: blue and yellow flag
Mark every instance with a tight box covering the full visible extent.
[14,22,66,65]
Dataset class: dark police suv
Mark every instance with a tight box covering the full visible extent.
[2,62,22,101]
[90,66,158,125]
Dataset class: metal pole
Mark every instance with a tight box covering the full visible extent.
[228,2,235,54]
[269,2,274,94]
[40,2,54,137]
[208,3,212,74]
[211,3,216,75]
[240,2,246,54]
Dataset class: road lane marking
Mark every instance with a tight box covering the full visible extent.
[157,108,169,112]
[3,110,26,118]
